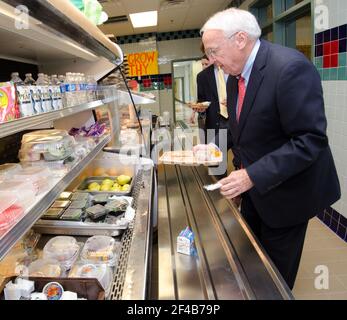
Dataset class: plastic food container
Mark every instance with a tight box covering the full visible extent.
[80,236,118,267]
[92,194,109,205]
[41,208,65,220]
[0,197,25,233]
[0,163,21,179]
[43,236,80,270]
[68,263,113,297]
[0,180,36,209]
[20,131,75,162]
[60,209,83,221]
[58,192,72,200]
[71,193,90,201]
[21,130,69,144]
[12,167,52,195]
[105,199,129,213]
[51,200,71,209]
[28,258,63,277]
[69,200,88,210]
[86,205,107,220]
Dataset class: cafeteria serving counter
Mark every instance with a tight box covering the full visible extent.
[157,163,294,300]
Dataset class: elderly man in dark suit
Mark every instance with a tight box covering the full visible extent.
[200,8,341,289]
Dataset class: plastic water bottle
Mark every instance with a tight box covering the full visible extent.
[61,72,72,108]
[24,73,36,85]
[36,73,50,112]
[11,72,32,118]
[11,72,24,85]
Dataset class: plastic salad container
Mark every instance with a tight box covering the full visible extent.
[12,167,52,195]
[19,130,75,162]
[43,236,80,270]
[80,236,118,267]
[0,196,25,233]
[68,263,113,297]
[0,163,21,180]
[0,180,36,208]
[28,258,64,277]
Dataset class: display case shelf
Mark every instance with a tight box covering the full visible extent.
[0,0,123,65]
[0,96,116,139]
[0,134,111,261]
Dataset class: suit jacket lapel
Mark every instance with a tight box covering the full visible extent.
[237,40,269,142]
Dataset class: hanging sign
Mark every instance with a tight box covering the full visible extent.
[126,51,159,77]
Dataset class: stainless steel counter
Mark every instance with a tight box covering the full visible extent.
[158,164,294,300]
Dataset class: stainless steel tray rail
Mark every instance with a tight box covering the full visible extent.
[158,164,294,300]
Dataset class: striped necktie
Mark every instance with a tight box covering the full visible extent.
[217,67,228,119]
[237,76,246,122]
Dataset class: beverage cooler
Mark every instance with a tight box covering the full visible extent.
[0,0,155,300]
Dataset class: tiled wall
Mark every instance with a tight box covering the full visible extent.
[314,0,347,238]
[118,31,202,119]
[314,24,347,80]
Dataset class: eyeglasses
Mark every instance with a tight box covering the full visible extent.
[205,31,239,58]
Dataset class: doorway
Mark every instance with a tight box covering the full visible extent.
[172,58,203,124]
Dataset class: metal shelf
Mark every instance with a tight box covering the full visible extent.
[0,96,116,139]
[0,0,123,65]
[0,134,111,261]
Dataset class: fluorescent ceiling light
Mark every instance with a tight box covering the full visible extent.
[129,11,158,28]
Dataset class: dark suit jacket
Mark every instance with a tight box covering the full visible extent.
[227,40,341,228]
[197,65,232,149]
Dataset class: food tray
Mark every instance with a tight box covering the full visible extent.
[76,176,135,196]
[33,219,128,237]
[159,150,223,166]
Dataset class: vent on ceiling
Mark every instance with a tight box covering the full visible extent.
[103,15,128,24]
[160,0,190,9]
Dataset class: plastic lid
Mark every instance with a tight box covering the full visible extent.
[0,203,24,232]
[28,258,63,277]
[0,196,17,214]
[68,263,113,295]
[21,130,69,144]
[43,236,80,266]
[80,236,118,267]
[13,167,51,179]
[0,163,21,178]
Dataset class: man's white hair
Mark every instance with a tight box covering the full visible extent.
[201,8,261,40]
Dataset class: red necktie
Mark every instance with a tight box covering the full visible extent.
[237,76,246,122]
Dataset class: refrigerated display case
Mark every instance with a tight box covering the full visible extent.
[0,0,155,300]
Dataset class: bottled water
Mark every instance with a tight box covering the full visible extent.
[11,72,24,85]
[51,75,61,110]
[24,73,36,85]
[12,73,34,118]
[86,75,97,101]
[36,73,50,112]
[61,72,78,108]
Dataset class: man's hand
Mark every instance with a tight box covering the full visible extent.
[219,169,254,200]
[188,102,208,113]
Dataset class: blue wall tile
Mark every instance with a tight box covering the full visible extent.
[337,224,346,240]
[339,24,347,39]
[330,218,338,233]
[324,29,331,42]
[331,27,339,41]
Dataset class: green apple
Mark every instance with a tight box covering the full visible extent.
[102,178,114,186]
[122,184,130,191]
[88,182,101,191]
[100,184,111,191]
[117,175,131,186]
[111,185,121,191]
